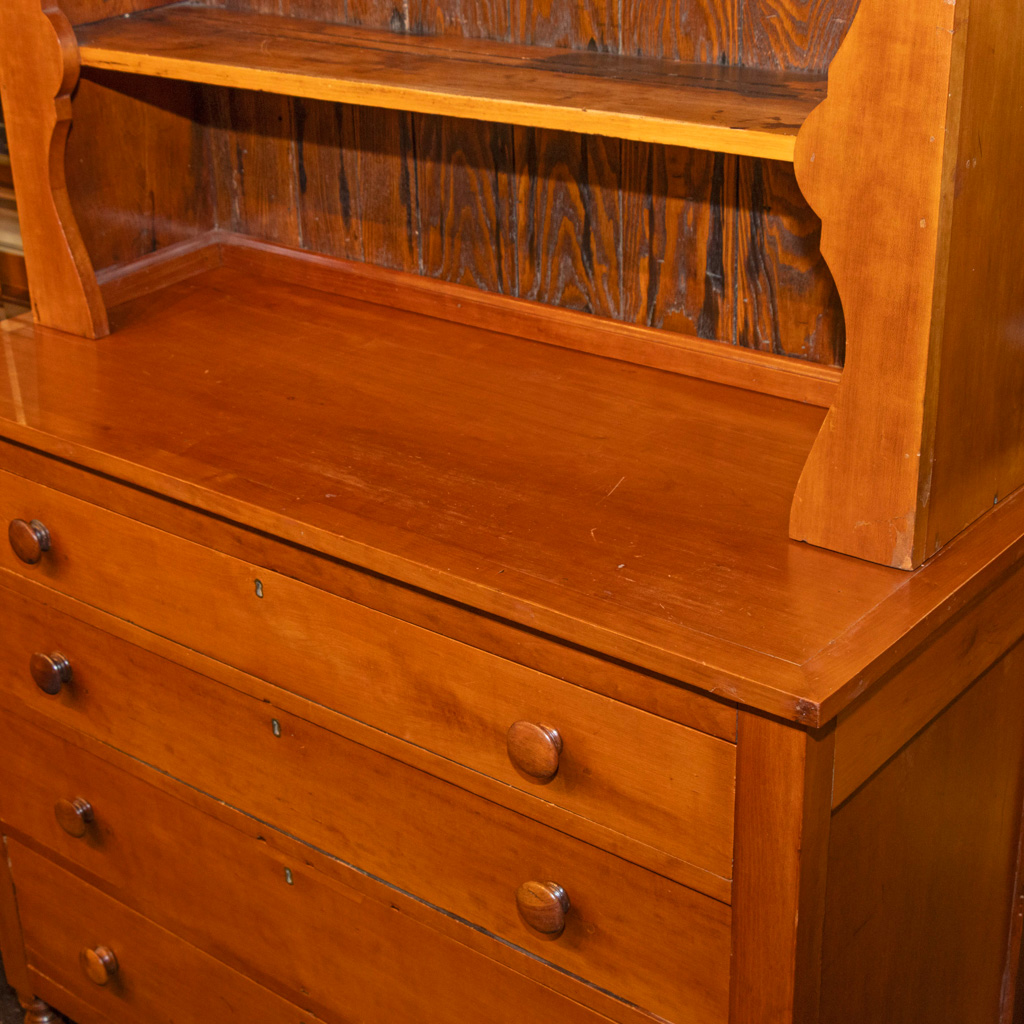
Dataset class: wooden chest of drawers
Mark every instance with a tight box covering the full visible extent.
[1,0,1024,1018]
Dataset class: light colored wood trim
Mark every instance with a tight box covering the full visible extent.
[0,0,108,338]
[76,5,825,162]
[788,0,967,567]
[730,712,834,1023]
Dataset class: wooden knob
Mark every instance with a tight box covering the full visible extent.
[30,652,72,695]
[80,946,118,985]
[515,881,570,936]
[8,518,51,564]
[55,797,94,838]
[507,721,562,782]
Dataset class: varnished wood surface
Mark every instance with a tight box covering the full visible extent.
[926,0,1024,559]
[0,717,628,1024]
[0,0,108,337]
[0,699,732,1022]
[3,260,1024,723]
[0,837,31,1000]
[9,840,332,1024]
[76,3,826,161]
[0,574,731,898]
[820,643,1024,1023]
[788,0,965,568]
[0,524,738,889]
[729,712,834,1023]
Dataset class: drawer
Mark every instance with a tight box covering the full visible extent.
[0,705,731,1023]
[1,727,620,1024]
[6,840,322,1024]
[0,469,735,882]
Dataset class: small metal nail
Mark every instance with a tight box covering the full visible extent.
[271,719,282,738]
[254,579,264,598]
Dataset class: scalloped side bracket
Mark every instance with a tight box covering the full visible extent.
[0,1,109,338]
[788,0,970,569]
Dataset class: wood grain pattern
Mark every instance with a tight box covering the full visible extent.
[833,560,1024,806]
[76,5,824,160]
[0,717,625,1024]
[416,115,515,292]
[788,0,967,567]
[0,437,740,742]
[9,841,329,1024]
[7,257,1024,723]
[0,0,108,337]
[730,712,835,1023]
[0,541,738,887]
[68,69,215,272]
[736,158,844,363]
[0,836,31,1000]
[924,0,1024,559]
[0,692,732,1021]
[820,643,1024,1023]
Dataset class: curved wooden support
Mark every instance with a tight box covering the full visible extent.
[22,1000,61,1024]
[788,0,967,568]
[0,1,108,338]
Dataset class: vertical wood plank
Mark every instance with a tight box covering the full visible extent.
[416,115,515,294]
[513,0,617,51]
[0,836,31,1002]
[515,127,622,320]
[736,158,844,364]
[742,0,859,71]
[644,146,737,340]
[820,645,1024,1024]
[620,0,735,62]
[68,71,216,272]
[220,89,302,247]
[731,712,835,1024]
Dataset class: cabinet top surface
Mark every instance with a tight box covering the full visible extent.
[0,265,1020,723]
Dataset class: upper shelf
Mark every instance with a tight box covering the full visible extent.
[75,2,826,161]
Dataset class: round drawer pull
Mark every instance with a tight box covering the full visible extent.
[55,797,94,838]
[8,518,51,565]
[515,881,570,936]
[30,652,73,695]
[507,721,562,782]
[80,946,118,986]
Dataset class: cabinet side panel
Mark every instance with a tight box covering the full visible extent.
[925,0,1024,556]
[821,640,1024,1024]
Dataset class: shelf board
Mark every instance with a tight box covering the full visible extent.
[76,3,826,161]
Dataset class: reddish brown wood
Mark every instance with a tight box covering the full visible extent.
[820,644,1024,1023]
[28,652,71,696]
[788,0,967,568]
[0,709,731,1023]
[0,0,107,337]
[507,722,562,782]
[79,946,117,986]
[515,881,571,936]
[53,797,93,839]
[21,1002,60,1024]
[0,837,32,1000]
[730,712,834,1024]
[7,519,50,565]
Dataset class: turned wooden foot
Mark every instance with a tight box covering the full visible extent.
[22,999,61,1024]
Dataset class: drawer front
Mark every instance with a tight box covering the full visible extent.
[0,705,731,1023]
[2,727,620,1024]
[6,840,320,1024]
[0,469,735,880]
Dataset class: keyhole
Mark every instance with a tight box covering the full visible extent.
[254,579,264,599]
